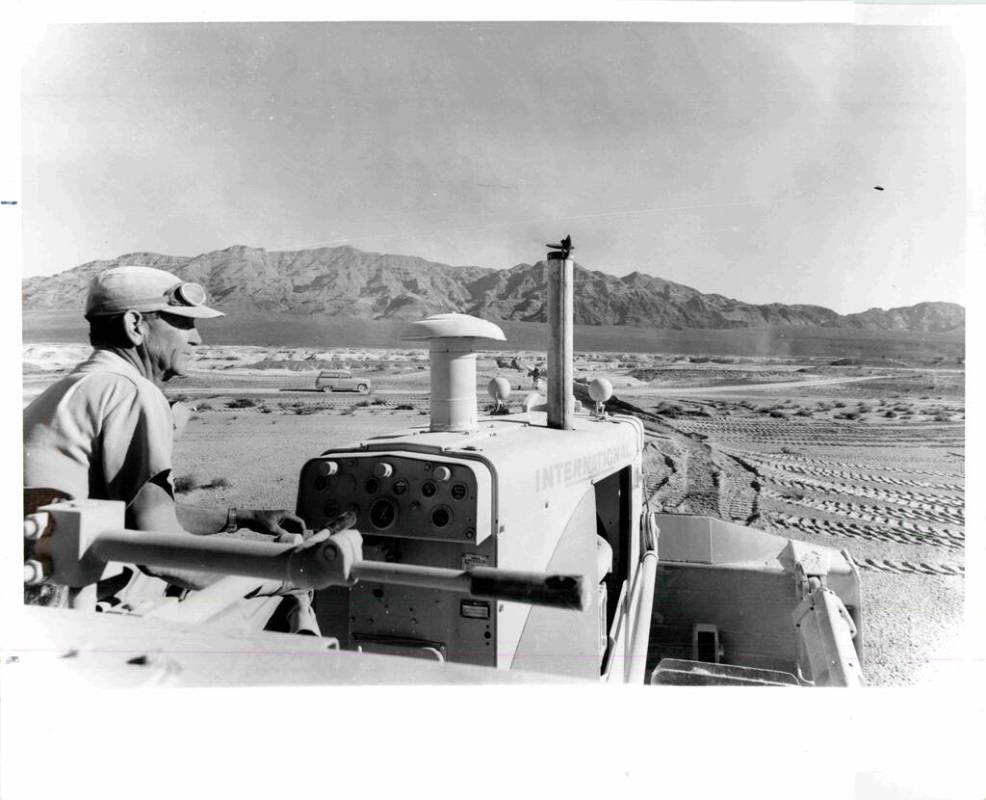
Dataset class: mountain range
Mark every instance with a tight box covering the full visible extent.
[21,244,964,334]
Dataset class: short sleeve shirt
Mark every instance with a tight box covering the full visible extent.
[23,350,176,506]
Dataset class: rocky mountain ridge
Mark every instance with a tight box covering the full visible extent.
[21,244,965,333]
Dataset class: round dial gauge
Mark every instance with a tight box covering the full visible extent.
[369,498,398,530]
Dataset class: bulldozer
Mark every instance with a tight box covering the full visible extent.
[14,237,864,687]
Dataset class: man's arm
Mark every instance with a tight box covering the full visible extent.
[128,480,226,590]
[175,504,228,534]
[176,504,307,537]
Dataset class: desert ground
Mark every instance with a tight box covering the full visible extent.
[23,343,965,686]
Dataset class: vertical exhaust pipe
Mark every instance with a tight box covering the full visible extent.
[547,236,575,430]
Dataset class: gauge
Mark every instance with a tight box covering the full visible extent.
[365,477,380,494]
[421,480,438,498]
[393,479,409,495]
[369,498,398,530]
[431,506,452,528]
[450,483,468,501]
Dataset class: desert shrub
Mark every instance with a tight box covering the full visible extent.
[933,413,951,422]
[893,404,910,412]
[419,409,429,415]
[655,402,684,418]
[858,405,873,413]
[173,474,199,493]
[258,405,272,414]
[794,409,812,417]
[780,488,805,501]
[202,477,230,490]
[755,406,772,414]
[833,401,847,408]
[883,410,897,418]
[354,400,372,408]
[226,397,257,409]
[769,410,789,419]
[394,403,415,410]
[371,398,388,406]
[780,446,799,455]
[197,402,213,411]
[836,411,860,420]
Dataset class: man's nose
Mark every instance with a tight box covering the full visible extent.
[189,328,202,346]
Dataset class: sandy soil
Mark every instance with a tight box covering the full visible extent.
[23,343,965,686]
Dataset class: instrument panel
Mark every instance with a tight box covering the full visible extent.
[297,453,493,544]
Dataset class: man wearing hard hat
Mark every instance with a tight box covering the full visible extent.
[23,266,316,630]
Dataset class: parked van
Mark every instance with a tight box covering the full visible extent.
[315,370,372,394]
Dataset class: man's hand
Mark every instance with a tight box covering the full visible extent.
[236,508,307,537]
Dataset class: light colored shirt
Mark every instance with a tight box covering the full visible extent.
[23,350,176,505]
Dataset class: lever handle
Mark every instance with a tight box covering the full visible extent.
[467,567,588,611]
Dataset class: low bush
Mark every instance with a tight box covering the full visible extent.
[226,397,257,409]
[173,474,199,493]
[769,410,789,419]
[394,403,415,410]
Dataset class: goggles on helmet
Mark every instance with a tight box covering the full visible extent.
[165,282,208,308]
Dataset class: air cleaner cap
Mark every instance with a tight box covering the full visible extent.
[400,313,506,342]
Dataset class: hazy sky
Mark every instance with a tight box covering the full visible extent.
[21,21,965,313]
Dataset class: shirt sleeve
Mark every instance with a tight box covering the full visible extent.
[99,382,176,506]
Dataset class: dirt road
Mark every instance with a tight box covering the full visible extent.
[650,374,893,395]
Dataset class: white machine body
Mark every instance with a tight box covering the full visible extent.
[297,410,645,679]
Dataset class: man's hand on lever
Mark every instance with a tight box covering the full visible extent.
[232,508,307,538]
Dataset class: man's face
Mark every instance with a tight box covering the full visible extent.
[141,312,202,381]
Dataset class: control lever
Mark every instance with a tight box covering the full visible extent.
[28,501,588,612]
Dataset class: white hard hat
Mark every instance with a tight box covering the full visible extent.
[85,266,224,319]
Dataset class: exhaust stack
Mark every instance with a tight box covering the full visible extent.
[546,236,575,430]
[401,313,506,433]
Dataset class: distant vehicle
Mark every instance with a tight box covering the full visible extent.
[315,370,371,394]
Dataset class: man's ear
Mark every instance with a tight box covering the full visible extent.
[122,310,145,346]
